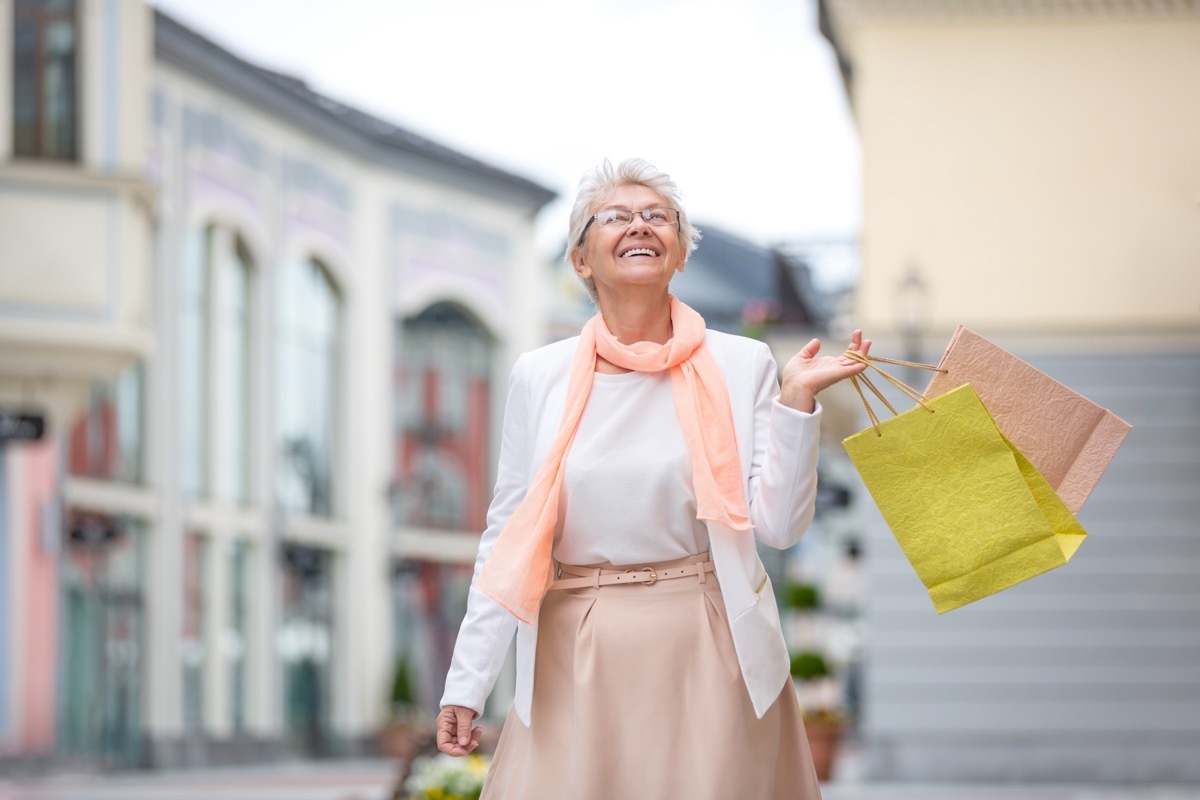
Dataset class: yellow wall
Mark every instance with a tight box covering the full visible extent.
[833,6,1200,335]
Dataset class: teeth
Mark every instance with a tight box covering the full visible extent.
[622,248,657,257]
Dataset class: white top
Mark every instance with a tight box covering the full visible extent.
[554,370,708,566]
[440,330,825,724]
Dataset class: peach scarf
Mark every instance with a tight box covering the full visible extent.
[477,296,750,624]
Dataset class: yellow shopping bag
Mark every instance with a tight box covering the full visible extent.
[841,353,1087,613]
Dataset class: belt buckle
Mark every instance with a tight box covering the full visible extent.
[624,566,657,586]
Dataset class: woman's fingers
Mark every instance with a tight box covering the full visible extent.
[455,707,473,746]
[436,706,481,756]
[799,331,871,365]
[846,329,873,355]
[436,709,455,753]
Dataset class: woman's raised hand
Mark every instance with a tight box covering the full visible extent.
[778,329,872,413]
[436,704,483,757]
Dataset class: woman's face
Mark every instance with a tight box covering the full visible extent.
[572,184,685,302]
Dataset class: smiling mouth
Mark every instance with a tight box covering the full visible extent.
[620,248,659,258]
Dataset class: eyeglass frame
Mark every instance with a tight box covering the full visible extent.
[577,207,681,246]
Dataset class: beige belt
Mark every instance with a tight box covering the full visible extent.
[549,553,715,591]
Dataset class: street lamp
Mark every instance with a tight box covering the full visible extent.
[896,265,929,381]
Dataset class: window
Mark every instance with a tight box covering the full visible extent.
[181,531,208,732]
[67,363,145,484]
[180,226,256,505]
[215,238,253,505]
[275,258,340,517]
[279,544,334,755]
[394,303,493,531]
[391,304,494,702]
[227,539,250,732]
[13,0,78,160]
[179,228,211,498]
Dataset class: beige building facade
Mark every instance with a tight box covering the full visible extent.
[1,0,552,768]
[823,0,1200,782]
[0,0,154,428]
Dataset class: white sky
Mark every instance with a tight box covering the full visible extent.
[152,0,861,286]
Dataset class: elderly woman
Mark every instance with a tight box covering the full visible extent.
[437,158,869,798]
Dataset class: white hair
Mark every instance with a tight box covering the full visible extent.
[565,158,701,302]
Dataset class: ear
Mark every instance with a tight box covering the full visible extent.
[676,253,687,274]
[571,246,592,280]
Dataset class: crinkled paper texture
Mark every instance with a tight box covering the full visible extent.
[926,326,1131,514]
[843,384,1087,613]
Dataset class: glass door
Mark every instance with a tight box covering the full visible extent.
[279,544,334,756]
[59,515,144,768]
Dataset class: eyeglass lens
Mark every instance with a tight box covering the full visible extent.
[596,208,677,227]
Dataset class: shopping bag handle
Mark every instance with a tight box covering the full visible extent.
[842,351,947,437]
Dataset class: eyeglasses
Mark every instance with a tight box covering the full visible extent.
[578,207,680,243]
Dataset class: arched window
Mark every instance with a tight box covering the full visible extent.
[394,302,493,531]
[392,303,495,706]
[178,227,211,498]
[275,257,340,517]
[215,236,253,504]
[179,225,255,504]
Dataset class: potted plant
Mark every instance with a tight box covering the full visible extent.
[381,654,434,763]
[403,752,491,800]
[783,581,821,610]
[790,649,844,781]
[781,580,822,648]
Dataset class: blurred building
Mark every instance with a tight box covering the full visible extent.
[822,0,1200,782]
[671,223,827,335]
[0,0,552,769]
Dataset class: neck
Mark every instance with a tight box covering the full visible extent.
[596,290,673,345]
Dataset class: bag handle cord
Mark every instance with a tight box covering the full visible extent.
[841,350,948,437]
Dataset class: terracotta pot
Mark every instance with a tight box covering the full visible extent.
[803,716,842,781]
[380,721,426,761]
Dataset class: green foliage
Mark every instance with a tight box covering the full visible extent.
[790,650,832,681]
[783,582,822,610]
[390,654,416,709]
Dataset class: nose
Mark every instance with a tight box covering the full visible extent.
[625,212,652,234]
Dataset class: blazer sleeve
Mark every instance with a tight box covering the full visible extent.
[745,342,822,550]
[439,355,531,715]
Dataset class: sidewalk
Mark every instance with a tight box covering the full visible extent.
[2,759,1198,800]
[823,786,1200,800]
[0,759,400,800]
[821,741,1200,799]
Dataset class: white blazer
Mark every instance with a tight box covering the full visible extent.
[440,329,822,726]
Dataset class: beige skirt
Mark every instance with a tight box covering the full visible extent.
[481,553,822,800]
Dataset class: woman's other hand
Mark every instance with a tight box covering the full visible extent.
[779,329,872,413]
[436,705,483,756]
